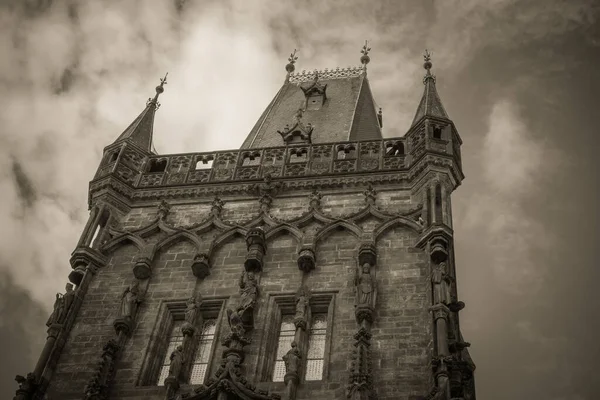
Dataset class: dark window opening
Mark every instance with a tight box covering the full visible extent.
[386,142,404,156]
[433,126,443,140]
[289,148,308,163]
[336,145,356,160]
[435,184,443,223]
[148,159,167,173]
[242,153,261,166]
[108,150,120,163]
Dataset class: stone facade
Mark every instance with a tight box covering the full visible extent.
[15,52,475,400]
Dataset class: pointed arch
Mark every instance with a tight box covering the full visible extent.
[212,226,248,250]
[349,205,395,224]
[289,209,336,228]
[154,230,202,256]
[265,223,303,242]
[314,220,363,245]
[101,233,145,254]
[373,216,423,242]
[240,212,280,230]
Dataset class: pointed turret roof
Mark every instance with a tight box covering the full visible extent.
[114,74,167,152]
[411,50,449,127]
[241,45,382,149]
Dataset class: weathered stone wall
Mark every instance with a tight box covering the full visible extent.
[47,189,432,400]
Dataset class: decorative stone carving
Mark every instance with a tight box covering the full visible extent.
[432,262,452,305]
[133,256,152,279]
[250,174,282,198]
[430,238,448,263]
[308,190,323,210]
[237,271,258,331]
[258,194,273,212]
[293,286,311,330]
[46,283,75,327]
[211,196,225,217]
[84,339,120,400]
[346,328,374,400]
[358,243,377,266]
[133,244,156,279]
[190,253,211,279]
[165,345,184,385]
[363,185,377,206]
[14,372,37,400]
[283,341,302,383]
[157,200,171,220]
[245,227,266,272]
[297,247,316,272]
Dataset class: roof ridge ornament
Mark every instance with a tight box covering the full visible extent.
[146,73,168,110]
[360,40,371,68]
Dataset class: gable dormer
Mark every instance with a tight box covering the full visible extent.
[277,108,313,144]
[300,73,327,110]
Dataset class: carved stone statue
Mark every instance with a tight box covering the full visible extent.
[184,295,200,324]
[237,271,258,313]
[120,282,141,319]
[168,345,184,378]
[282,341,302,375]
[355,263,375,307]
[226,308,246,338]
[294,286,310,329]
[432,262,451,304]
[46,283,75,327]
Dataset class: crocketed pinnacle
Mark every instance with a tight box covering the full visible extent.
[114,73,168,153]
[286,49,298,75]
[411,50,449,127]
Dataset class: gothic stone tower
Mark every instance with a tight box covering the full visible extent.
[15,47,476,400]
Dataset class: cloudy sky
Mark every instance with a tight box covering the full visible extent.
[0,0,599,398]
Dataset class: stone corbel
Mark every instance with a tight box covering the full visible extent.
[297,246,316,273]
[245,227,266,272]
[133,244,156,279]
[14,373,37,400]
[190,253,211,279]
[68,246,107,285]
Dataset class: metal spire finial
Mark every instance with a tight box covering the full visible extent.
[286,49,298,74]
[423,49,432,70]
[422,50,436,84]
[360,40,371,66]
[147,73,168,109]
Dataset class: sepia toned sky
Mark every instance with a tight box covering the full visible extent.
[0,0,599,398]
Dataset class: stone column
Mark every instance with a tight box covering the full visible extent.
[430,304,451,357]
[33,324,62,380]
[429,184,437,225]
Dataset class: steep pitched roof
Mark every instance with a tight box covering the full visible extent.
[241,67,382,149]
[411,55,449,127]
[115,104,157,152]
[114,75,167,152]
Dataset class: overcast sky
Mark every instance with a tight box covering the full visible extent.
[0,0,599,399]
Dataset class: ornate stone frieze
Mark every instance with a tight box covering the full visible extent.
[289,66,364,83]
